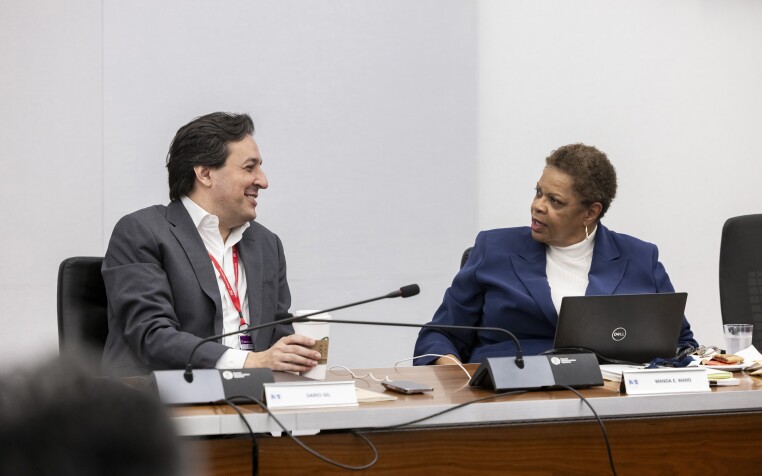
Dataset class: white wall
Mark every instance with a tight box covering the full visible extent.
[478,0,762,347]
[101,0,478,369]
[2,0,761,370]
[1,0,102,366]
[2,0,477,369]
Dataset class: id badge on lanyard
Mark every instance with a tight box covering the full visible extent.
[238,332,254,351]
[209,246,254,351]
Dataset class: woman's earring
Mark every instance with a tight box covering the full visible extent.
[585,224,589,240]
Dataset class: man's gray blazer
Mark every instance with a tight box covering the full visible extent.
[102,200,292,376]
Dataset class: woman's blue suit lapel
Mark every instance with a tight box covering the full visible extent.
[511,235,557,326]
[510,223,627,328]
[587,224,627,296]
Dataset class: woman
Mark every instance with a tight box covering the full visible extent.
[414,144,698,365]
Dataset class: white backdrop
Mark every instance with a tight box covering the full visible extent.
[2,0,761,370]
[478,0,762,348]
[101,0,477,370]
[1,0,103,368]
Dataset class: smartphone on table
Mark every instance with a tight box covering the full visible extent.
[381,380,434,394]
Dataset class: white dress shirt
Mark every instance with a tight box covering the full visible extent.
[546,226,597,315]
[181,196,251,369]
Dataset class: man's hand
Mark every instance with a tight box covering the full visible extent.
[244,334,321,372]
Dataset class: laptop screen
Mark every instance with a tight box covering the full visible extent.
[552,293,688,364]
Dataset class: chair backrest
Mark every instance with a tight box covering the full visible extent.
[719,214,762,350]
[460,247,473,269]
[57,257,109,366]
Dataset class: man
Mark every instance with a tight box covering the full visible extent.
[102,112,319,376]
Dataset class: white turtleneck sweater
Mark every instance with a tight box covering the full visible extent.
[546,226,598,315]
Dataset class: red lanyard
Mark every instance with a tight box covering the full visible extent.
[208,246,246,328]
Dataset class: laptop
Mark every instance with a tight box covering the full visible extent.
[552,293,688,364]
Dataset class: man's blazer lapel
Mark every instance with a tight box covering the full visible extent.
[238,230,264,342]
[166,200,224,334]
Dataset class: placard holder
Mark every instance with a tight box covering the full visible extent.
[263,380,358,410]
[619,367,710,395]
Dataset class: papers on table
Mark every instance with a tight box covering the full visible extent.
[356,387,397,403]
[735,345,762,361]
[704,367,740,386]
[691,344,762,377]
[704,368,733,380]
[600,364,643,382]
[696,345,762,371]
[735,345,762,375]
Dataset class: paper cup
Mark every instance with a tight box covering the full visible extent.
[292,310,331,380]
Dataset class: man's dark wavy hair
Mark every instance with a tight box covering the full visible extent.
[166,112,255,201]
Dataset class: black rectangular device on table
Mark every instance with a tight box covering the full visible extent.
[152,368,277,405]
[552,292,688,364]
[468,352,604,392]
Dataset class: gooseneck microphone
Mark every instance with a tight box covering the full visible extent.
[174,281,597,396]
[273,316,526,369]
[273,284,420,321]
[183,284,421,382]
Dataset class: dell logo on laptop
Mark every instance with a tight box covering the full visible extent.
[611,327,627,341]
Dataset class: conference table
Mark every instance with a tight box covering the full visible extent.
[172,364,762,475]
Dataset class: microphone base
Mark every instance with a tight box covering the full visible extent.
[469,353,603,392]
[152,368,274,405]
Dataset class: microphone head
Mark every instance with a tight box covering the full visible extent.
[183,365,194,383]
[399,284,420,298]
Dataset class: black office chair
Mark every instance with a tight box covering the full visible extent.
[57,257,109,369]
[460,246,473,269]
[719,214,762,350]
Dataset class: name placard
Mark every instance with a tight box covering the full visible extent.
[620,367,710,395]
[263,380,358,409]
